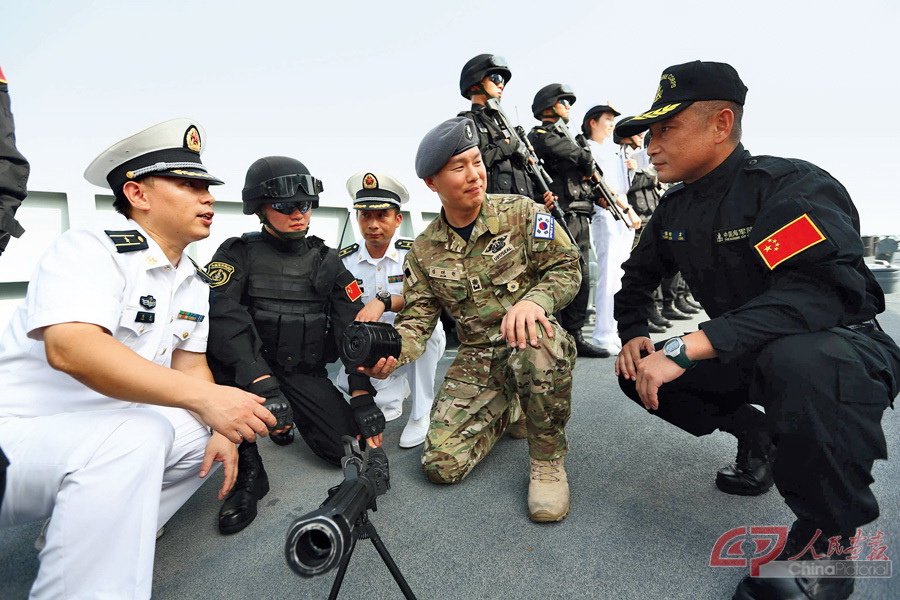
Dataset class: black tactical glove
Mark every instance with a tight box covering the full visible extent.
[247,377,294,432]
[349,393,385,439]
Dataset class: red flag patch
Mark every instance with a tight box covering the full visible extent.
[345,280,363,302]
[754,213,826,270]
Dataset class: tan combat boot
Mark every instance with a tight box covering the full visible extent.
[528,457,570,522]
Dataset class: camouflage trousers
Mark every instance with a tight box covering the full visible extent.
[422,324,575,483]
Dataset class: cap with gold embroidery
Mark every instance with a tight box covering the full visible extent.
[345,172,409,210]
[84,118,224,193]
[615,61,747,138]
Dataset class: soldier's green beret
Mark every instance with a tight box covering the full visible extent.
[415,117,479,179]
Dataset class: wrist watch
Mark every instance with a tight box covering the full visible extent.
[662,336,697,369]
[375,291,392,312]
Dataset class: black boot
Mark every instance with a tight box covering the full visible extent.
[682,295,703,310]
[647,321,667,334]
[717,406,775,496]
[733,521,855,600]
[571,330,610,358]
[649,303,672,328]
[674,296,700,314]
[218,441,270,535]
[661,301,692,320]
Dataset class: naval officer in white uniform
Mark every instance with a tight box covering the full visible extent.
[337,172,446,448]
[0,119,276,599]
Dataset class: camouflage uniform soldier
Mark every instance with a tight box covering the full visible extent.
[362,117,581,521]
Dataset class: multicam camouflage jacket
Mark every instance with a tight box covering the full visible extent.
[394,193,581,368]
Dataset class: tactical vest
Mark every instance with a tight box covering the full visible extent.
[626,170,660,223]
[241,232,335,372]
[459,108,535,197]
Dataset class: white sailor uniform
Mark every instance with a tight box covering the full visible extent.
[0,222,215,599]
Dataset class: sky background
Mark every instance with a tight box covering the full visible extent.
[2,0,899,235]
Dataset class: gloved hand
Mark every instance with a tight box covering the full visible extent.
[349,393,385,439]
[247,377,294,432]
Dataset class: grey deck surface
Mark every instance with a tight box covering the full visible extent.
[2,295,899,600]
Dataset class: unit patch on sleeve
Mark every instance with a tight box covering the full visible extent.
[345,280,363,302]
[754,213,826,270]
[105,230,149,253]
[205,262,235,288]
[533,213,555,240]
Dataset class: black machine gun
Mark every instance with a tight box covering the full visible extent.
[285,437,416,599]
[547,120,629,223]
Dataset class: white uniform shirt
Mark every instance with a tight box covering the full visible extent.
[588,138,628,197]
[340,233,409,327]
[0,220,210,417]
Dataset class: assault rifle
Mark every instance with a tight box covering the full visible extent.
[482,97,579,248]
[547,120,629,223]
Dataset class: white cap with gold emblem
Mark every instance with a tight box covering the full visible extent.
[345,171,409,210]
[84,118,224,193]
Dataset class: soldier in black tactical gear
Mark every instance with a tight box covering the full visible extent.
[205,156,386,535]
[458,54,553,207]
[0,65,29,257]
[528,84,609,358]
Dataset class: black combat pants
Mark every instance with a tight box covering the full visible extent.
[276,368,361,467]
[618,327,900,534]
[557,212,593,333]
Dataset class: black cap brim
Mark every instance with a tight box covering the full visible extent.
[153,169,224,186]
[614,101,692,138]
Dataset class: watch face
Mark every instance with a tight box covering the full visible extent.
[663,338,680,355]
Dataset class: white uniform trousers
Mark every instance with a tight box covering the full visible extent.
[338,323,447,420]
[590,209,635,347]
[0,406,212,599]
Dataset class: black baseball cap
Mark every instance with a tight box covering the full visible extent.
[614,61,747,138]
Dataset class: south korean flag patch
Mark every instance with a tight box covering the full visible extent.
[533,213,555,240]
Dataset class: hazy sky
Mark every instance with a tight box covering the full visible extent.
[3,0,899,233]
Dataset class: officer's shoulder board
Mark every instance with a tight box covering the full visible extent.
[742,155,799,180]
[394,238,414,250]
[104,229,148,253]
[339,243,359,258]
[188,257,215,285]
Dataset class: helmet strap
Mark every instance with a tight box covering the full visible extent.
[258,211,309,241]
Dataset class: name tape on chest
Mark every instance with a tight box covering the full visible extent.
[533,213,555,240]
[661,230,687,242]
[715,226,753,243]
[429,266,461,281]
[754,213,826,270]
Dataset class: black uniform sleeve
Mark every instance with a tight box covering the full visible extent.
[206,240,272,387]
[700,165,877,363]
[461,109,520,167]
[528,125,592,171]
[321,248,365,345]
[0,77,29,256]
[615,210,679,342]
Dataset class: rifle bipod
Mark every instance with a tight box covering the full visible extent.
[327,510,417,600]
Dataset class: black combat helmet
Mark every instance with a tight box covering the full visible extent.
[459,54,511,99]
[241,156,323,215]
[531,83,576,119]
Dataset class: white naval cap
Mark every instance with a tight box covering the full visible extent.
[84,118,224,193]
[345,172,409,210]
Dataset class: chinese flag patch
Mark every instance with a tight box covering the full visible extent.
[345,280,363,302]
[754,213,826,270]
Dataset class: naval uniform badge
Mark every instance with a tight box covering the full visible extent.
[140,295,156,309]
[105,230,148,253]
[507,281,520,293]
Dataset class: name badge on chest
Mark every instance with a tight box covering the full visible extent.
[661,230,687,242]
[429,266,461,281]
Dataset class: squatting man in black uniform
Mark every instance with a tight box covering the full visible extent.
[613,61,900,600]
[529,83,627,357]
[204,157,386,534]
